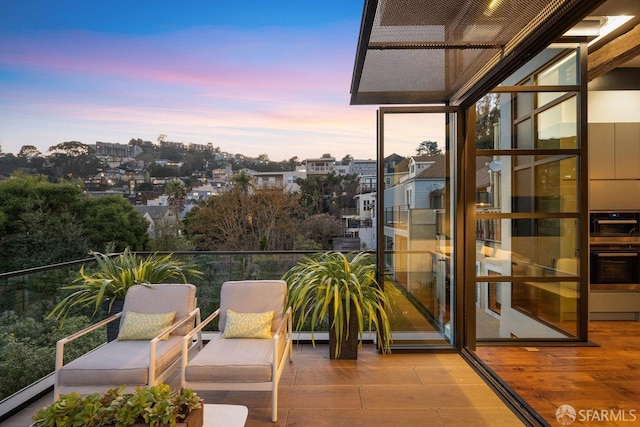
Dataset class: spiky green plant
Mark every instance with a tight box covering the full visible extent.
[282,251,391,358]
[48,248,202,322]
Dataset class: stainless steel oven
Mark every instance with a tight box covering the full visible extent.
[590,211,638,237]
[590,244,640,290]
[590,211,640,291]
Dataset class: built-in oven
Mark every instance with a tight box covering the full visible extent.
[590,211,638,237]
[590,211,640,291]
[590,244,640,290]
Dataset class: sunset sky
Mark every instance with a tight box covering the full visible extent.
[0,1,384,161]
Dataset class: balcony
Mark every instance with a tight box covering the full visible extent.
[2,252,639,426]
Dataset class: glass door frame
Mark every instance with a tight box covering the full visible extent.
[377,105,464,349]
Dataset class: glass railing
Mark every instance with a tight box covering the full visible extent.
[0,251,320,416]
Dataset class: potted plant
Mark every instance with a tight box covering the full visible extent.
[31,384,203,427]
[49,248,202,341]
[282,251,391,359]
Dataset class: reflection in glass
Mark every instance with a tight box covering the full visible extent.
[381,112,454,346]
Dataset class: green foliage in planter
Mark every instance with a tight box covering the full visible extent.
[282,251,392,358]
[48,248,202,323]
[32,384,202,427]
[0,312,103,400]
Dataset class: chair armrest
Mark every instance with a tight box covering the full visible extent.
[58,312,122,346]
[55,312,122,373]
[183,308,221,341]
[273,307,292,339]
[150,307,200,344]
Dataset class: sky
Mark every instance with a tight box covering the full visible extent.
[0,1,383,162]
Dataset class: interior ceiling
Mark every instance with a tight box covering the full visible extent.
[588,0,640,75]
[350,0,640,107]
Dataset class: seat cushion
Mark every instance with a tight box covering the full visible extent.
[185,334,273,383]
[58,336,182,386]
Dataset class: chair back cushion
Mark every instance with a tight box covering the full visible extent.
[219,280,286,333]
[120,284,196,336]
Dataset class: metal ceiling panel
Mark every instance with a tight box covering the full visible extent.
[350,0,606,106]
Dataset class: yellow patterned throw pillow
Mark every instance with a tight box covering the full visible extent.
[222,309,274,339]
[117,311,176,341]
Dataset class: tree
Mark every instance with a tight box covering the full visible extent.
[17,145,42,158]
[165,181,187,219]
[46,141,104,179]
[295,172,344,216]
[416,140,443,156]
[0,174,89,272]
[296,214,343,249]
[476,93,501,149]
[77,196,149,252]
[230,170,254,195]
[185,186,302,251]
[341,154,353,165]
[0,174,150,272]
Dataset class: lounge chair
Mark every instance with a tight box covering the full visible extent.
[54,283,199,399]
[181,280,293,422]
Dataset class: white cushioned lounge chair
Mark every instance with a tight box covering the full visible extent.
[54,283,199,399]
[181,280,293,422]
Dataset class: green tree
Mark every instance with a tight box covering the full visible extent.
[46,141,104,179]
[0,174,89,272]
[416,140,443,156]
[0,312,103,400]
[230,170,254,194]
[295,172,344,216]
[0,174,150,272]
[78,196,149,252]
[165,181,187,219]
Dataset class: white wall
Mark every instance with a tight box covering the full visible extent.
[589,91,640,122]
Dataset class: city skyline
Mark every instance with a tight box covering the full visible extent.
[0,1,386,162]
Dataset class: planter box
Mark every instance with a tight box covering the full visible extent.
[105,404,203,427]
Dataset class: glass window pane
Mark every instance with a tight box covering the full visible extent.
[537,96,577,149]
[476,218,579,274]
[476,281,579,339]
[477,155,578,214]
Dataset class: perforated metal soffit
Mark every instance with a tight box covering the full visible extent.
[350,0,604,106]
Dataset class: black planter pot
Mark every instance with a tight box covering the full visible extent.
[104,299,125,342]
[328,302,359,360]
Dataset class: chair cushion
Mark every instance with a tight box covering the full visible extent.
[185,334,273,383]
[222,309,274,339]
[117,311,176,341]
[57,336,182,386]
[120,284,196,336]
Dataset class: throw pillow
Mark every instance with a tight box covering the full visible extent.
[222,309,274,339]
[117,311,176,341]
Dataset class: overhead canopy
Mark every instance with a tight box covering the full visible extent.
[350,0,606,107]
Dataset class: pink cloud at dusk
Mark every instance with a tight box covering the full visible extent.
[0,20,379,161]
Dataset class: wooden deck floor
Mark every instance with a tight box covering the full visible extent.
[1,343,523,427]
[195,343,524,426]
[475,321,640,426]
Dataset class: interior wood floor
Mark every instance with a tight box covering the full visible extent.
[475,321,640,427]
